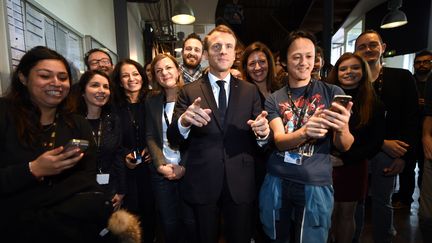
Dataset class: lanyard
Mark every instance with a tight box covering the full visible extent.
[163,100,175,127]
[286,81,313,130]
[88,118,102,152]
[126,104,141,153]
[163,104,171,127]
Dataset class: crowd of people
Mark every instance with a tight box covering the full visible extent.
[1,23,431,243]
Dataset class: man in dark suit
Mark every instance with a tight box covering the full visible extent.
[167,25,270,243]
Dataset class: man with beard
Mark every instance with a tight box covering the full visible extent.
[180,33,204,84]
[419,50,432,240]
[414,51,432,106]
[411,50,432,208]
[84,48,114,76]
[354,30,419,243]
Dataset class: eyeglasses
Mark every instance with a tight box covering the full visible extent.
[356,41,381,51]
[89,58,111,67]
[414,60,432,65]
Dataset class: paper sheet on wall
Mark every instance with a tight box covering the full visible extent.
[25,3,45,49]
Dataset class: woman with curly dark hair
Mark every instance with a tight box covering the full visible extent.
[111,59,156,243]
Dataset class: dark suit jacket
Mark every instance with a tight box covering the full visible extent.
[145,92,169,168]
[167,75,263,204]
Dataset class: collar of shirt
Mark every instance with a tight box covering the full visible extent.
[208,72,231,106]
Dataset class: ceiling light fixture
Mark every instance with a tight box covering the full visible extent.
[380,0,408,29]
[171,0,195,25]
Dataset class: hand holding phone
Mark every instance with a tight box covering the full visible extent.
[63,139,89,154]
[330,95,352,113]
[130,150,142,164]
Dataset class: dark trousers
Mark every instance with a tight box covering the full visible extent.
[273,180,306,243]
[394,118,424,205]
[394,158,417,204]
[150,165,197,243]
[190,178,253,243]
[123,163,156,243]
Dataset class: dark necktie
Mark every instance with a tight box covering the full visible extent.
[216,80,227,125]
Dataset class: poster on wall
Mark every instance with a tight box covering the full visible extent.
[7,0,26,67]
[25,2,45,49]
[6,0,84,72]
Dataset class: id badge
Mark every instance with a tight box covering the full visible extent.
[284,152,302,165]
[97,173,110,185]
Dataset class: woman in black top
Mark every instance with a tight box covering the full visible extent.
[326,52,385,243]
[68,70,127,210]
[111,59,156,243]
[0,46,111,241]
[241,41,278,243]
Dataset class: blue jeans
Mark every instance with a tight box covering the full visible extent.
[369,152,396,243]
[150,165,196,243]
[273,180,333,243]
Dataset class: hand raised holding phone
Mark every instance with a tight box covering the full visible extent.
[321,95,353,133]
[63,139,89,154]
[29,144,85,178]
[329,95,352,113]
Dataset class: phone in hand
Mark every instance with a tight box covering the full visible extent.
[64,139,89,153]
[130,150,142,164]
[330,95,352,112]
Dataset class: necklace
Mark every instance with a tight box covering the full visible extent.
[42,114,58,149]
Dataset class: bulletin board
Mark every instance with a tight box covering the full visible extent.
[6,0,85,71]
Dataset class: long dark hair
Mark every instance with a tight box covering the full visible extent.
[241,42,277,92]
[148,53,184,97]
[111,59,148,106]
[5,46,73,146]
[68,70,113,116]
[326,52,376,128]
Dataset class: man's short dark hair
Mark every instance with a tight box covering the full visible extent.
[182,33,202,50]
[354,29,384,49]
[415,50,432,60]
[84,48,113,69]
[279,30,317,64]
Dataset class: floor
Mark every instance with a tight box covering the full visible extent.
[155,168,430,243]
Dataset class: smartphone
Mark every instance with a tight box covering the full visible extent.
[64,139,89,153]
[130,150,142,164]
[330,95,352,112]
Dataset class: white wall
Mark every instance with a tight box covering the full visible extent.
[33,0,117,52]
